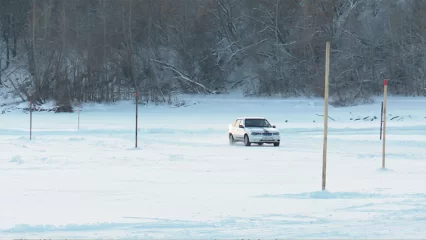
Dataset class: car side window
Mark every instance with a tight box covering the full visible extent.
[263,119,271,127]
[233,119,239,127]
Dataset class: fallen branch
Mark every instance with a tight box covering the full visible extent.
[150,59,215,94]
[316,113,335,121]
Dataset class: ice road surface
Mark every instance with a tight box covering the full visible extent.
[0,95,425,239]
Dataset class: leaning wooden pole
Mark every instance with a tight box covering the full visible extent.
[382,80,388,169]
[322,41,330,191]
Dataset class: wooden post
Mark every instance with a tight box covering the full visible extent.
[30,101,33,140]
[322,41,330,191]
[135,91,138,148]
[78,109,80,130]
[380,101,383,140]
[382,80,388,169]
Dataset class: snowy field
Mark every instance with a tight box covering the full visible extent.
[0,95,425,239]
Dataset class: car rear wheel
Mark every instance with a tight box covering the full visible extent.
[244,134,251,146]
[229,134,235,145]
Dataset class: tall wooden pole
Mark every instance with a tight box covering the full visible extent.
[382,80,388,168]
[78,110,80,130]
[380,101,383,140]
[322,41,330,191]
[135,91,138,148]
[30,101,33,140]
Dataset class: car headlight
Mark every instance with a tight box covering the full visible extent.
[251,132,262,136]
[273,132,280,135]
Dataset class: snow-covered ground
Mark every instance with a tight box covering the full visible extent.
[0,95,425,239]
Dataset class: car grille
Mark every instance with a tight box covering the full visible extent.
[262,133,272,136]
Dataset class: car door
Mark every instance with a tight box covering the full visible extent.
[234,119,244,140]
[230,119,238,134]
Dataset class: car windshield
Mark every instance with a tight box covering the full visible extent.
[245,119,271,128]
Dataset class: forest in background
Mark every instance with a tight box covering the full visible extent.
[1,0,426,110]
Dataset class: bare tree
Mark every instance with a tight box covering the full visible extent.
[1,0,426,108]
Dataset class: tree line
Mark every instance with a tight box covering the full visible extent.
[0,0,425,110]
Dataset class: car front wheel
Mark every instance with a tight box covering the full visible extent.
[244,134,251,146]
[229,134,235,145]
[273,142,280,147]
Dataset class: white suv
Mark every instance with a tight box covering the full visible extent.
[228,117,280,147]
